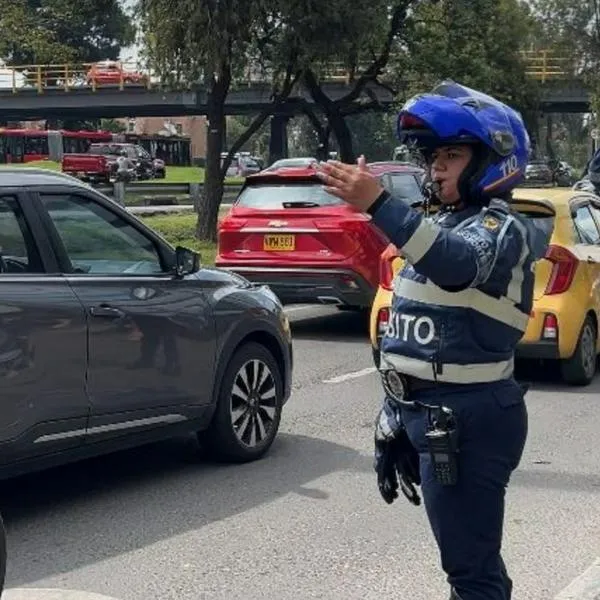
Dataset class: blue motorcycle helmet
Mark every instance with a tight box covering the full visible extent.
[396,80,531,205]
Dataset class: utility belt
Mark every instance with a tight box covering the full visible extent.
[380,367,459,486]
[379,369,437,409]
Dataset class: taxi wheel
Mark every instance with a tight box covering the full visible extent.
[561,315,597,386]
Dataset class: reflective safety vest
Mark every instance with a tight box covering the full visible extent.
[370,193,552,384]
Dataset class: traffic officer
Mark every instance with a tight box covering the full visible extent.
[317,80,553,600]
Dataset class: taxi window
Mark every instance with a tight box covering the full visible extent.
[573,205,600,244]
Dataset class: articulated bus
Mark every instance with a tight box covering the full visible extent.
[0,128,192,166]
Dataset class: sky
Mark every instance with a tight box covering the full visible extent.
[118,0,140,62]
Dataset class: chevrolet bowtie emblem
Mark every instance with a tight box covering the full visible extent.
[268,220,288,227]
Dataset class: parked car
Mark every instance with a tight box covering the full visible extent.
[216,161,425,310]
[0,167,293,479]
[524,159,554,186]
[369,187,600,386]
[221,153,262,178]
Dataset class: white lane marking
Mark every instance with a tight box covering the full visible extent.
[3,589,122,600]
[284,305,316,313]
[554,558,600,599]
[323,367,377,384]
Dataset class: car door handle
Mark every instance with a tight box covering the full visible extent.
[90,305,125,318]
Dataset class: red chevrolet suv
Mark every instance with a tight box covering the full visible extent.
[216,161,425,310]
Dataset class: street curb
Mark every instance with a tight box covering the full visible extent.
[554,558,600,600]
[2,589,121,600]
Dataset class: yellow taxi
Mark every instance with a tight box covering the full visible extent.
[369,187,600,386]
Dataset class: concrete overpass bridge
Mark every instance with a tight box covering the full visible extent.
[0,50,590,121]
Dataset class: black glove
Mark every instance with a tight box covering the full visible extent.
[373,397,421,506]
[374,431,421,506]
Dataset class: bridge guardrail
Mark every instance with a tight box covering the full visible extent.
[0,50,574,95]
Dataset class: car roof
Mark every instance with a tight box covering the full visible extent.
[0,167,94,189]
[246,160,424,182]
[367,161,424,175]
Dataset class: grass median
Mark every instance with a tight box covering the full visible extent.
[11,160,244,185]
[139,212,222,265]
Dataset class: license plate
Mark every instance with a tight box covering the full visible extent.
[263,234,295,251]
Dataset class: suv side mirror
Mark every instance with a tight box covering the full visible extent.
[174,246,200,277]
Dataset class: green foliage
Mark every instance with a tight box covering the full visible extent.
[530,0,599,73]
[0,0,75,64]
[0,0,134,65]
[395,0,539,114]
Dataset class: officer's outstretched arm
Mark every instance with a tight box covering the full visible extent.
[369,192,523,289]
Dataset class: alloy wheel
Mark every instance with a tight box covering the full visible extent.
[230,359,278,447]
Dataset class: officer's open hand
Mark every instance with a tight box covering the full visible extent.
[317,156,385,212]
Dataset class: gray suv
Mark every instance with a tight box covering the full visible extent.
[0,168,293,480]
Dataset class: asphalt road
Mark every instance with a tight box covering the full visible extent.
[1,305,599,600]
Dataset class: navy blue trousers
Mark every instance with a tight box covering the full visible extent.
[400,378,528,600]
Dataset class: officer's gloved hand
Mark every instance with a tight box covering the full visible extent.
[373,397,421,506]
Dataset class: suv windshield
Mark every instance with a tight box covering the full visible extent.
[236,183,344,208]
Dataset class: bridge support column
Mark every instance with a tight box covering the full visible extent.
[269,114,289,165]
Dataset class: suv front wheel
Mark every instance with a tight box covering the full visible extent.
[201,342,284,462]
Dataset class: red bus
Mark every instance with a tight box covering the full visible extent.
[0,128,115,163]
[0,128,192,166]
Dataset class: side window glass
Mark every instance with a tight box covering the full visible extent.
[588,204,600,242]
[0,196,43,274]
[40,194,164,275]
[573,205,600,244]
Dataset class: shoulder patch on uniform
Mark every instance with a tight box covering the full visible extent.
[482,215,500,231]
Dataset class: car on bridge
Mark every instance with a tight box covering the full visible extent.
[369,187,600,386]
[216,161,425,311]
[86,60,148,87]
[0,167,293,479]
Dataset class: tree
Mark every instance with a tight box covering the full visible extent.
[140,0,301,242]
[0,0,75,65]
[396,0,539,116]
[530,0,600,136]
[258,0,421,163]
[0,0,134,65]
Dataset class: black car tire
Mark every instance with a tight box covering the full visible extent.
[372,346,381,369]
[561,315,597,386]
[201,342,283,463]
[0,513,6,595]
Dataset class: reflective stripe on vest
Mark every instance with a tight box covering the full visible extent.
[401,218,441,264]
[393,277,530,331]
[381,351,515,384]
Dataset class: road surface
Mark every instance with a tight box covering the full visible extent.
[1,306,599,600]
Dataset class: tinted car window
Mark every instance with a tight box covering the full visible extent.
[40,194,164,275]
[573,205,600,244]
[236,183,344,208]
[0,196,42,273]
[385,173,423,202]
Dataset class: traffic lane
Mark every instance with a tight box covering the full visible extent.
[285,305,374,390]
[2,364,599,599]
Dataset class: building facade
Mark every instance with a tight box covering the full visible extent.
[120,116,207,161]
